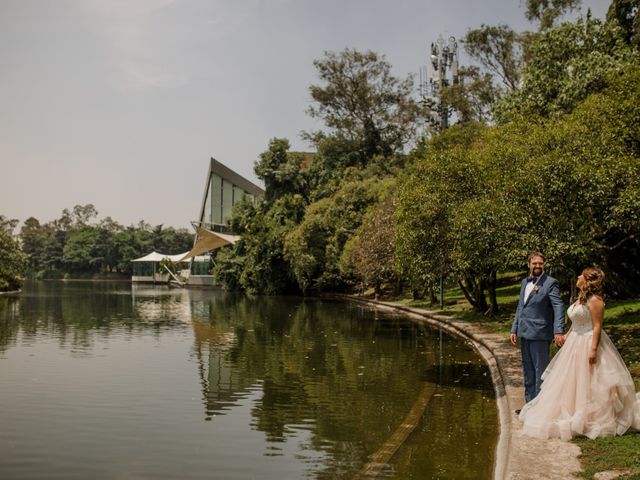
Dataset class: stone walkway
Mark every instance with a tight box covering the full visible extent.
[341,296,582,480]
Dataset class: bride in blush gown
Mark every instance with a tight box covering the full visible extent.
[519,268,640,441]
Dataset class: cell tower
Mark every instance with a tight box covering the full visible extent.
[419,35,459,132]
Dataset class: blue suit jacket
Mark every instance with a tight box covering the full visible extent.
[511,273,565,341]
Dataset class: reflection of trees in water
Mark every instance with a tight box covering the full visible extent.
[190,295,277,420]
[0,296,21,353]
[189,296,497,479]
[1,282,130,353]
[420,362,496,392]
[1,284,498,478]
[0,282,193,354]
[391,362,498,479]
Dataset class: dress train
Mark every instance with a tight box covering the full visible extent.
[519,303,640,441]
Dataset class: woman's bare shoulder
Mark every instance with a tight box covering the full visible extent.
[587,296,605,316]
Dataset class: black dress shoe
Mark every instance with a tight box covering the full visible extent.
[515,409,521,415]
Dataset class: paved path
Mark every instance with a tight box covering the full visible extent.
[341,296,582,480]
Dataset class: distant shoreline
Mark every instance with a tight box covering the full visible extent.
[47,278,131,283]
[29,275,131,283]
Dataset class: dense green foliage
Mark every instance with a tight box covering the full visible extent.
[214,3,640,313]
[0,216,27,291]
[214,49,422,294]
[607,0,640,48]
[396,4,640,309]
[494,17,639,121]
[16,205,194,278]
[284,176,390,292]
[458,0,640,125]
[525,0,582,30]
[343,182,400,295]
[397,66,640,311]
[212,139,309,294]
[396,2,640,311]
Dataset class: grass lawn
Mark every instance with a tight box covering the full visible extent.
[385,274,640,479]
[575,434,640,480]
[394,277,521,334]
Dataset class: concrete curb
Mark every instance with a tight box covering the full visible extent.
[0,289,21,296]
[336,295,582,480]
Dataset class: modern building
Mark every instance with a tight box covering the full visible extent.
[197,157,264,231]
[132,157,264,285]
[187,158,264,285]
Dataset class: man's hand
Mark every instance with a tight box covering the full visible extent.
[510,333,517,345]
[554,334,565,347]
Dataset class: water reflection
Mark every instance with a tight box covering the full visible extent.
[0,282,498,479]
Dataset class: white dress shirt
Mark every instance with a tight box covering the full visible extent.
[524,278,537,303]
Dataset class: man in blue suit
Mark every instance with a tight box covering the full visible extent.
[510,252,565,406]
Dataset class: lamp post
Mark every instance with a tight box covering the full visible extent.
[420,35,459,309]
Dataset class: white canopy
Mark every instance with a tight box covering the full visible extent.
[180,226,240,261]
[131,227,239,264]
[131,251,191,263]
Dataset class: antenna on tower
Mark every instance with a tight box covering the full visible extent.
[418,34,459,132]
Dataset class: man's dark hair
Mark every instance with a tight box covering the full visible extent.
[528,251,546,262]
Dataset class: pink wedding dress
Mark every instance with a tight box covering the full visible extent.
[519,302,640,441]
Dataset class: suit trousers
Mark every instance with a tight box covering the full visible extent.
[520,339,550,402]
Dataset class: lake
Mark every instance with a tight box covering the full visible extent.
[0,281,498,479]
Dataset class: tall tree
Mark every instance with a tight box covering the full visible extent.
[0,215,19,235]
[399,64,640,309]
[0,215,26,291]
[284,176,386,292]
[343,185,400,295]
[525,0,582,30]
[494,16,638,121]
[452,1,587,124]
[439,66,498,124]
[304,49,424,165]
[63,227,103,272]
[71,204,98,227]
[439,24,523,125]
[254,138,309,204]
[213,139,309,295]
[462,24,523,91]
[20,217,50,273]
[607,0,640,47]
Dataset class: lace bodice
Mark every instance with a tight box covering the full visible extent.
[568,302,593,334]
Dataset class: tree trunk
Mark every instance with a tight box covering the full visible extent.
[459,275,488,312]
[487,270,499,315]
[393,277,402,296]
[429,285,438,306]
[458,277,479,309]
[474,277,488,313]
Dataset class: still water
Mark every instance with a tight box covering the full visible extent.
[0,281,498,479]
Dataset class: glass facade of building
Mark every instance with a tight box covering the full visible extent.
[198,158,263,230]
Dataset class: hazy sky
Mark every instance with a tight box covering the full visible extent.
[1,0,609,230]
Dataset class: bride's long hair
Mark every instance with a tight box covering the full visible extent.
[577,267,605,304]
